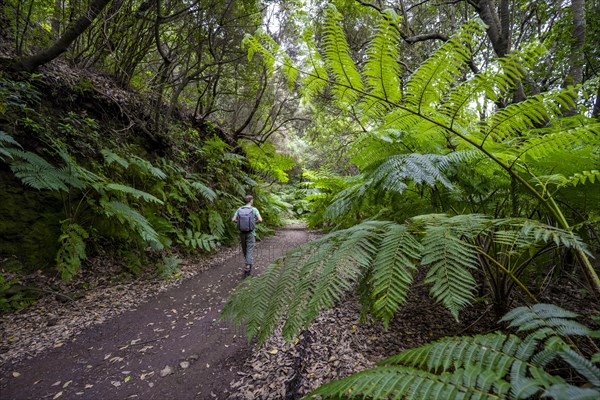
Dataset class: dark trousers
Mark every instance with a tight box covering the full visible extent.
[240,232,255,265]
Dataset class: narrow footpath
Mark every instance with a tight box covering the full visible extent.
[0,225,311,400]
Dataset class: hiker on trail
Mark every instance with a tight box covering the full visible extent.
[232,194,263,278]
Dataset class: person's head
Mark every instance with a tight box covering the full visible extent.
[244,194,253,205]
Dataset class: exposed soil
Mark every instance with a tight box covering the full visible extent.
[0,225,312,400]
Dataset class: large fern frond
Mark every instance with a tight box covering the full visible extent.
[299,27,329,101]
[101,183,164,204]
[370,224,422,325]
[0,131,21,160]
[421,225,479,320]
[189,180,217,202]
[308,364,509,399]
[365,153,455,192]
[500,304,591,338]
[322,5,364,105]
[8,149,81,191]
[99,200,163,250]
[404,20,485,113]
[360,9,402,116]
[496,219,590,254]
[518,124,600,162]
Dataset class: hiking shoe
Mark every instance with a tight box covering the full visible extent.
[242,265,252,279]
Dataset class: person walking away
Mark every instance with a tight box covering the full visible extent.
[232,195,263,278]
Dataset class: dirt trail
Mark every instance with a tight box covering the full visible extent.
[0,225,311,400]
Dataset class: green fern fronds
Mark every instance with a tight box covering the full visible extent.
[404,19,485,112]
[544,384,600,400]
[502,219,590,253]
[366,153,455,192]
[370,223,422,325]
[421,225,479,320]
[565,170,600,187]
[308,364,509,399]
[322,5,364,105]
[102,183,164,204]
[191,181,217,201]
[55,222,89,281]
[8,148,81,191]
[177,229,218,252]
[208,210,225,238]
[101,148,129,168]
[516,123,600,160]
[100,200,163,250]
[361,9,402,115]
[0,131,21,160]
[129,155,167,180]
[307,304,599,399]
[500,304,591,338]
[299,27,329,101]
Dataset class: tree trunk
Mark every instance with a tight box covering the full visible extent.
[471,0,526,103]
[10,0,112,72]
[563,0,586,87]
[562,0,586,116]
[593,85,600,119]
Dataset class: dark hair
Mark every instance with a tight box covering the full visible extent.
[244,195,253,204]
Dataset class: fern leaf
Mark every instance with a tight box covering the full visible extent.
[300,27,329,100]
[129,156,167,180]
[361,9,402,114]
[558,347,600,387]
[366,153,455,192]
[9,149,72,191]
[101,148,129,168]
[371,224,422,325]
[208,210,225,238]
[517,124,600,160]
[308,365,508,400]
[100,200,163,250]
[103,183,164,204]
[405,20,485,112]
[544,384,600,400]
[566,170,600,187]
[500,304,590,338]
[55,222,89,281]
[322,5,364,104]
[0,131,21,160]
[421,225,478,320]
[190,181,217,201]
